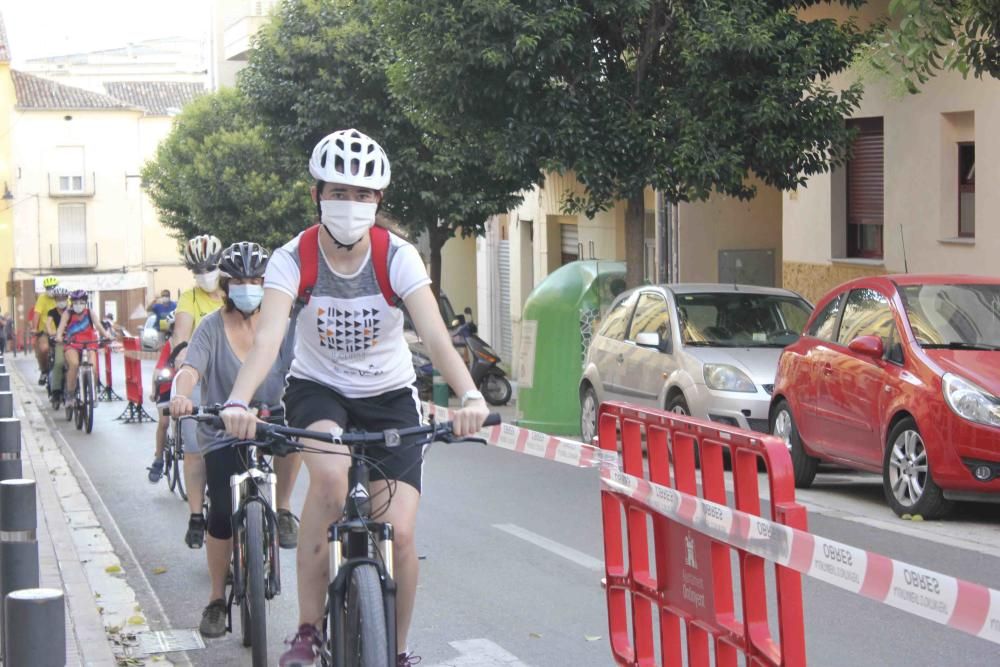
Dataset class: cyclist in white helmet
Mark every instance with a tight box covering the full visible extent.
[221,129,489,667]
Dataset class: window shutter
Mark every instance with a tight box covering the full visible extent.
[847,118,884,227]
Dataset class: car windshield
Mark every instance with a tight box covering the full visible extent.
[676,292,812,347]
[899,283,1000,349]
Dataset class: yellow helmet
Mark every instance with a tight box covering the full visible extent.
[42,276,59,289]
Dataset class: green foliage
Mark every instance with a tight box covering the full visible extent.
[141,89,312,251]
[876,0,999,92]
[380,0,872,209]
[238,0,528,255]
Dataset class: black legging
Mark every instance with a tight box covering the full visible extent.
[204,445,252,540]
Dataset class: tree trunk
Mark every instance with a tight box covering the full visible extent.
[428,225,446,299]
[625,188,646,288]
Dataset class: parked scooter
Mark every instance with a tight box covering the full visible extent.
[411,308,512,406]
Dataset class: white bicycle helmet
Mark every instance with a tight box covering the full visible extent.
[309,129,391,190]
[183,234,224,271]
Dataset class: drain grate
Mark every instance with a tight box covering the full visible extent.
[134,629,206,655]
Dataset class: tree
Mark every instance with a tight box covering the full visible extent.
[142,88,313,250]
[877,0,999,92]
[238,0,529,294]
[379,0,873,287]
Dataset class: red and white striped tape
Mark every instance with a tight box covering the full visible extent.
[423,402,607,469]
[600,467,1000,646]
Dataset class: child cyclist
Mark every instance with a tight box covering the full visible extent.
[55,290,113,405]
[220,129,489,666]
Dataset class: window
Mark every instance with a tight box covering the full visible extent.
[806,294,843,341]
[560,223,579,265]
[58,204,87,266]
[886,326,905,365]
[55,146,85,194]
[959,143,975,237]
[628,292,670,341]
[778,300,811,334]
[598,299,633,341]
[838,288,896,346]
[846,118,884,258]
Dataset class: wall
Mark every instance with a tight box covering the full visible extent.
[783,22,1000,298]
[0,59,14,312]
[677,179,783,284]
[439,231,477,316]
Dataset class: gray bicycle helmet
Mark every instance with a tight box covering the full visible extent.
[218,242,269,280]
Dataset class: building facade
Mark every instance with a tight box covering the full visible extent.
[7,70,204,337]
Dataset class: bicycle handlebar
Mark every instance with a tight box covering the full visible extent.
[181,404,501,456]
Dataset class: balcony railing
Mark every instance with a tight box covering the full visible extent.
[50,243,99,269]
[48,172,96,198]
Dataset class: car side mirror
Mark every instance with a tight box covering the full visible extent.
[636,332,671,354]
[848,335,884,359]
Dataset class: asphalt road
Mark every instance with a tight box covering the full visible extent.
[14,354,1000,666]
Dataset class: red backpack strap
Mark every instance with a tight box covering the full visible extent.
[296,224,322,308]
[369,226,401,308]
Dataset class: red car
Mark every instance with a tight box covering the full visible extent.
[769,274,1000,518]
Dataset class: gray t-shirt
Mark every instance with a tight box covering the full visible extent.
[183,309,295,455]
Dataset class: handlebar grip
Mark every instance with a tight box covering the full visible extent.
[483,413,501,427]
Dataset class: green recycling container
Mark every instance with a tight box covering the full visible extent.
[516,260,626,435]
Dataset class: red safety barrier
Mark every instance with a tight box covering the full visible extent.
[599,401,808,667]
[122,335,144,406]
[104,343,113,390]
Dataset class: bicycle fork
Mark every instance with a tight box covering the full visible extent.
[230,467,281,600]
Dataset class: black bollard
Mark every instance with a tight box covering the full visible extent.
[0,479,39,661]
[5,588,65,666]
[0,392,11,420]
[0,375,7,392]
[0,419,20,482]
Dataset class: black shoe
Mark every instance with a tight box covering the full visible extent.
[186,513,206,549]
[277,509,299,549]
[147,459,165,484]
[38,372,46,386]
[199,598,228,639]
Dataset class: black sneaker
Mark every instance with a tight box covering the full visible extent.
[398,652,422,666]
[147,459,165,484]
[185,513,206,549]
[38,372,47,386]
[277,509,299,549]
[199,598,228,639]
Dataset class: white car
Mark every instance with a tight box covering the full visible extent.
[579,283,813,443]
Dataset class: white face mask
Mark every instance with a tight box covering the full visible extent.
[320,200,377,246]
[72,303,85,314]
[195,269,220,292]
[56,301,68,310]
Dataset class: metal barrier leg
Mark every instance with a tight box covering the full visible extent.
[0,419,21,482]
[0,392,12,419]
[0,478,39,660]
[5,588,65,667]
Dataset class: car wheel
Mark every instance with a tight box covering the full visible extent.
[667,394,689,416]
[882,418,953,519]
[580,386,598,444]
[770,399,818,488]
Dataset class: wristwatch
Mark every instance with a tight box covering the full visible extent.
[460,389,484,407]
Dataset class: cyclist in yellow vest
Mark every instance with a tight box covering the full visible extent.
[31,276,60,385]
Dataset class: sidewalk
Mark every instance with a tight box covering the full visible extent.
[8,362,167,666]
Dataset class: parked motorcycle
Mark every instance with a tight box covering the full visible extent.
[411,307,512,406]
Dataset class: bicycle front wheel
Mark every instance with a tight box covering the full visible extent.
[340,563,388,667]
[241,501,268,666]
[83,370,94,434]
[173,422,187,501]
[163,434,175,490]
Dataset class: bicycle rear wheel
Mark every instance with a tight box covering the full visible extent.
[241,501,268,666]
[83,370,94,434]
[339,563,388,667]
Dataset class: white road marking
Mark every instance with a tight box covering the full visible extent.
[493,523,604,572]
[425,638,532,667]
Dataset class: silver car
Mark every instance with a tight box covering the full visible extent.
[579,284,813,443]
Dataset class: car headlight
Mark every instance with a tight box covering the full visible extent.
[703,364,756,393]
[942,372,1000,428]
